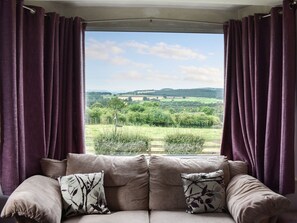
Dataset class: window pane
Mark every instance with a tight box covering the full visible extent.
[85,31,224,155]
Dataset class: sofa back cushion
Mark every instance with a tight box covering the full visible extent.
[40,158,67,179]
[66,153,149,211]
[149,155,230,210]
[228,160,248,178]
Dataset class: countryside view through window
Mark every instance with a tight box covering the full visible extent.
[85,31,224,155]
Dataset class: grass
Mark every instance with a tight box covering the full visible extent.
[85,124,222,154]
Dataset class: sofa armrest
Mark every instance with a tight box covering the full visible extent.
[226,174,290,223]
[1,175,62,223]
[0,195,16,223]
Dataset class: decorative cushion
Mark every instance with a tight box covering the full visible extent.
[66,153,149,211]
[58,172,110,217]
[40,158,67,179]
[181,170,226,213]
[226,174,290,223]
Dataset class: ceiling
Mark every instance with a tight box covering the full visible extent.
[25,0,282,33]
[26,0,282,9]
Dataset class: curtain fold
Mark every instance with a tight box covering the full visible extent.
[44,13,60,159]
[221,0,296,194]
[23,6,47,179]
[0,1,85,195]
[0,0,26,195]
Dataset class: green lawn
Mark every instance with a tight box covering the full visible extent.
[85,124,222,154]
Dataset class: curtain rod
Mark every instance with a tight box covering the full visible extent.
[24,1,296,22]
[23,5,36,14]
[261,0,296,18]
[261,11,282,18]
[84,17,223,26]
[20,6,221,26]
[290,0,297,8]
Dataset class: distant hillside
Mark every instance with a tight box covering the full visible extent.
[120,88,223,99]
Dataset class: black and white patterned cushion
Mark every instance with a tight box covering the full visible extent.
[58,172,110,217]
[181,170,226,214]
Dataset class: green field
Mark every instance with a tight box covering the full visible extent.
[159,97,222,103]
[86,89,224,155]
[85,124,222,155]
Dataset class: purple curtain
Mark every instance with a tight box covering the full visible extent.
[44,14,85,159]
[221,0,296,194]
[0,0,85,195]
[0,0,26,196]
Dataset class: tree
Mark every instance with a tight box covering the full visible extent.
[108,97,126,134]
[199,106,215,115]
[129,104,145,112]
[91,102,103,109]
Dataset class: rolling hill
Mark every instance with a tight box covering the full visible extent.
[119,88,223,99]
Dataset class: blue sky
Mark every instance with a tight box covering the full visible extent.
[85,31,224,92]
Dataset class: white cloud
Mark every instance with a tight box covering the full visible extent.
[86,39,150,68]
[113,71,144,80]
[86,39,123,60]
[180,66,223,86]
[110,57,150,68]
[126,41,207,61]
[111,66,223,88]
[110,57,130,65]
[150,42,206,60]
[112,69,180,83]
[126,41,148,51]
[145,70,180,82]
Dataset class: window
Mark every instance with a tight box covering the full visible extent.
[85,31,224,155]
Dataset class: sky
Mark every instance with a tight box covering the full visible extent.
[85,31,224,92]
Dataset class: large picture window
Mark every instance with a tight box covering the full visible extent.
[85,31,224,155]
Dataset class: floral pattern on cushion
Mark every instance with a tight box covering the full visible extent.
[58,172,110,217]
[181,170,226,214]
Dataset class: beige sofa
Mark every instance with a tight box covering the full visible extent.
[1,154,290,223]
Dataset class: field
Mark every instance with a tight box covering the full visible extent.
[119,96,222,104]
[85,88,223,155]
[85,124,222,155]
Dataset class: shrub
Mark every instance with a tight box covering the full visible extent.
[146,109,174,127]
[164,133,205,154]
[128,104,145,112]
[127,111,146,125]
[174,112,219,128]
[100,112,113,124]
[94,131,150,155]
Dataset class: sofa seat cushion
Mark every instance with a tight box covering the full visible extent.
[62,211,149,223]
[150,211,235,223]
